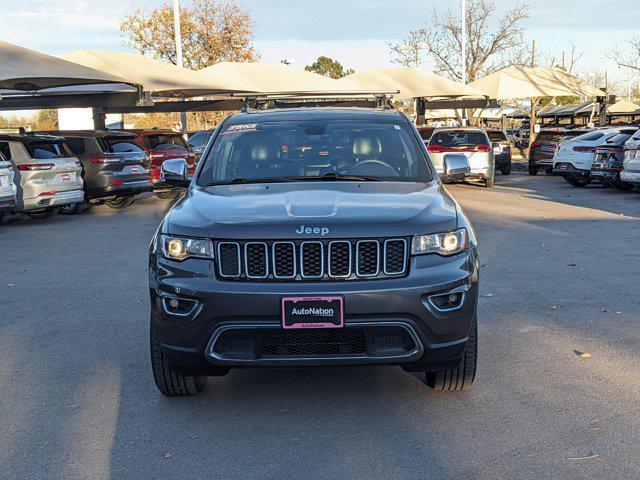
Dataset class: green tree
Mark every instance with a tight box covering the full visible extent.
[305,56,355,79]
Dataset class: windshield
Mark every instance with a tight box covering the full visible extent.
[146,133,188,151]
[430,130,489,148]
[198,118,432,185]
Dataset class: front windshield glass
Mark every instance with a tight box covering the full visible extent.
[198,119,432,184]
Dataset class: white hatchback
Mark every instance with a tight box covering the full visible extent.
[620,129,640,186]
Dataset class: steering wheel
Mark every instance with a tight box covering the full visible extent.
[348,159,399,177]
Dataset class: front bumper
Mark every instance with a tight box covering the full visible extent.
[620,170,640,185]
[150,248,479,370]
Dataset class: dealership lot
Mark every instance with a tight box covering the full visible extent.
[1,174,639,479]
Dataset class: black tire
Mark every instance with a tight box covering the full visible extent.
[563,174,590,187]
[424,317,477,391]
[528,165,538,176]
[105,196,135,209]
[150,315,208,396]
[155,190,180,200]
[614,182,635,191]
[500,166,511,175]
[485,175,495,188]
[59,201,90,215]
[27,208,58,219]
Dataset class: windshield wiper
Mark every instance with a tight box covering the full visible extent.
[205,173,385,186]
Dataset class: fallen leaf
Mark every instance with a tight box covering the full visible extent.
[481,293,494,298]
[602,308,609,313]
[163,452,172,459]
[566,263,577,267]
[7,283,15,288]
[548,304,558,310]
[573,350,591,358]
[615,310,622,315]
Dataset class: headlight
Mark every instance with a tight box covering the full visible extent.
[160,235,213,261]
[411,228,468,256]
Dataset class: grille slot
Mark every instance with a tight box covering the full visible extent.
[272,242,296,278]
[244,242,268,279]
[300,241,324,278]
[356,240,380,277]
[328,241,352,278]
[384,239,407,275]
[218,242,241,278]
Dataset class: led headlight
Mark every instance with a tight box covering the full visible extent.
[160,235,213,261]
[411,228,468,256]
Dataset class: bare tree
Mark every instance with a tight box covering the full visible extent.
[388,0,530,82]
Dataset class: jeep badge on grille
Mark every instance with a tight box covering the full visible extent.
[296,225,329,236]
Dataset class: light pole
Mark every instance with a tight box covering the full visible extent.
[460,0,467,125]
[173,0,187,134]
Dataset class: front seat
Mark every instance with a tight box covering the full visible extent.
[235,133,280,179]
[352,135,382,162]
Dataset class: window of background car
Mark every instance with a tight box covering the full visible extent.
[64,137,86,155]
[146,133,188,150]
[487,131,507,142]
[188,132,213,148]
[102,137,145,153]
[26,140,73,159]
[606,133,632,145]
[536,131,567,143]
[572,131,605,142]
[429,130,489,148]
[198,119,432,184]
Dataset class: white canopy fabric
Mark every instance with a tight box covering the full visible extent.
[469,67,604,100]
[61,50,258,97]
[606,99,640,114]
[336,66,487,100]
[0,41,132,91]
[200,62,341,94]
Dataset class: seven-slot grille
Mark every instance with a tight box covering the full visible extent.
[216,239,408,281]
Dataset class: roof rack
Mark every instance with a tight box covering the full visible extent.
[230,91,399,113]
[0,127,27,135]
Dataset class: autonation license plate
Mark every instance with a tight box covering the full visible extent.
[281,296,344,329]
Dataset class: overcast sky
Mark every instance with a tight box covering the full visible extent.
[3,0,640,89]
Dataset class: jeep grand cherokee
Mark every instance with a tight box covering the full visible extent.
[149,107,479,396]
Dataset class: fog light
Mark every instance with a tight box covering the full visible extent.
[169,298,179,308]
[162,296,200,317]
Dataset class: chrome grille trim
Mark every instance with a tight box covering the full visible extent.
[300,241,324,278]
[356,240,380,277]
[217,242,241,278]
[328,240,352,278]
[383,238,408,275]
[244,242,269,279]
[272,241,296,279]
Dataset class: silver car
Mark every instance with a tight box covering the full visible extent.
[426,127,496,187]
[0,133,84,218]
[0,150,16,219]
[620,129,640,187]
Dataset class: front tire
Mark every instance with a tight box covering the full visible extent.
[105,196,135,209]
[424,317,477,391]
[150,315,208,396]
[155,190,180,200]
[500,165,511,175]
[528,165,538,176]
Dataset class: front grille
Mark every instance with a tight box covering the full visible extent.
[215,238,408,281]
[263,329,367,356]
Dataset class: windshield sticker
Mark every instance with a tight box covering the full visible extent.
[221,123,260,135]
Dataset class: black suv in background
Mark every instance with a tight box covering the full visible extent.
[486,129,512,175]
[591,130,639,190]
[528,129,587,175]
[149,107,479,396]
[45,130,152,212]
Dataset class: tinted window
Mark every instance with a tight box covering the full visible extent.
[430,131,489,147]
[146,133,188,150]
[64,137,86,155]
[487,131,507,142]
[536,131,567,143]
[0,142,10,160]
[573,132,605,142]
[199,119,431,184]
[102,137,145,153]
[417,128,434,141]
[188,132,213,148]
[606,134,632,145]
[26,140,73,159]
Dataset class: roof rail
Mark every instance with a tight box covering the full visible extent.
[231,91,399,112]
[0,127,27,135]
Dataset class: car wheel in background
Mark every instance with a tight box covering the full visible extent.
[500,166,511,175]
[105,197,135,209]
[563,174,590,187]
[59,201,90,215]
[423,316,477,391]
[27,208,59,219]
[150,314,208,396]
[528,165,538,175]
[155,190,180,200]
[614,182,635,191]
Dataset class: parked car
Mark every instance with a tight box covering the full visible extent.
[149,107,479,396]
[528,129,588,175]
[47,130,152,212]
[126,129,196,200]
[486,129,512,175]
[620,128,640,188]
[553,128,637,187]
[0,151,16,221]
[590,130,639,190]
[0,133,84,219]
[187,129,215,161]
[416,126,436,145]
[427,127,496,187]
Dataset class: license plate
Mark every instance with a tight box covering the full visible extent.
[281,296,344,329]
[130,166,142,174]
[556,164,567,170]
[60,172,72,182]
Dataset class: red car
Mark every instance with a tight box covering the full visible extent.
[126,129,196,199]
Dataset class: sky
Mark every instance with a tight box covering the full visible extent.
[2,0,640,90]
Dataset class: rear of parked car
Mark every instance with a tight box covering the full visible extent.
[528,129,586,175]
[620,129,640,188]
[51,130,152,210]
[590,130,639,190]
[0,134,83,217]
[427,128,495,187]
[0,151,16,216]
[486,129,512,175]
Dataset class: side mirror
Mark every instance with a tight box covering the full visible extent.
[492,142,502,154]
[443,154,470,182]
[161,158,190,187]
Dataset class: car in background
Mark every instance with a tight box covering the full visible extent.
[620,129,640,188]
[528,129,588,175]
[416,126,436,145]
[48,130,152,212]
[0,133,84,219]
[0,150,16,221]
[590,130,639,190]
[127,129,196,200]
[486,129,512,175]
[187,129,215,161]
[553,128,637,187]
[427,127,495,187]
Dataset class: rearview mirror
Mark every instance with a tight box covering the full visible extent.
[443,154,470,182]
[161,158,190,187]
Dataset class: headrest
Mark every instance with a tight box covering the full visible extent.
[352,135,382,156]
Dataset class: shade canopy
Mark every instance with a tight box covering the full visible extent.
[336,66,487,100]
[0,41,133,91]
[606,99,640,114]
[201,62,342,94]
[61,50,258,97]
[469,67,604,100]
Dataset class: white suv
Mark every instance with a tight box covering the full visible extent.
[0,151,16,221]
[620,129,640,187]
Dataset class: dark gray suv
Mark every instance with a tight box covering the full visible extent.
[149,107,479,396]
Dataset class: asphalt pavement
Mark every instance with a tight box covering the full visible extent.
[1,173,639,479]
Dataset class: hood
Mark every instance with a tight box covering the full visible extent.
[164,181,458,239]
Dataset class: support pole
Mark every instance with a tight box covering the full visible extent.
[460,0,467,126]
[173,0,188,134]
[92,107,106,130]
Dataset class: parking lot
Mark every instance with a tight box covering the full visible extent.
[1,173,639,479]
